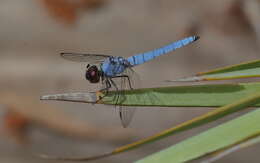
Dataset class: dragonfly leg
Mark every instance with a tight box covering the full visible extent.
[99,79,111,94]
[109,78,121,105]
[97,79,111,102]
[111,75,133,89]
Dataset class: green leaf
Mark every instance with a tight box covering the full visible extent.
[199,60,260,75]
[39,92,260,161]
[41,82,260,107]
[168,59,260,81]
[137,108,260,163]
[197,134,260,163]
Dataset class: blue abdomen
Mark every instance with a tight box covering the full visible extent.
[127,36,199,66]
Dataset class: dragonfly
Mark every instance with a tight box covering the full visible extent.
[61,36,200,127]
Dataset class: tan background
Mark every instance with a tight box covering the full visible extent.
[0,0,260,162]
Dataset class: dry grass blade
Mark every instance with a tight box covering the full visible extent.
[40,92,98,103]
[0,92,134,143]
[39,152,113,161]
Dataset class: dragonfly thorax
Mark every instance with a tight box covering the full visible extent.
[85,65,101,83]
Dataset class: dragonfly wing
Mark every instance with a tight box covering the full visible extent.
[116,67,141,127]
[60,52,111,64]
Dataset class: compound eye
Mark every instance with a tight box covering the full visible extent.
[85,71,91,80]
[91,71,96,76]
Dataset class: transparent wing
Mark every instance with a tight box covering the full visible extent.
[116,67,141,128]
[60,52,111,64]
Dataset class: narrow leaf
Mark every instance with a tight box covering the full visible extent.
[39,92,260,161]
[200,134,260,163]
[0,92,133,143]
[41,82,260,107]
[169,60,260,82]
[137,109,260,163]
[199,60,260,75]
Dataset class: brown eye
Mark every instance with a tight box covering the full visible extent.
[85,65,100,83]
[91,71,96,76]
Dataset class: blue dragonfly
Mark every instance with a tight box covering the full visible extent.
[61,36,199,127]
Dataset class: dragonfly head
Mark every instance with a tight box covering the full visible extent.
[85,64,101,83]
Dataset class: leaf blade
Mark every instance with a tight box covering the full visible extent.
[41,82,260,107]
[137,108,260,163]
[40,92,260,161]
[170,60,260,82]
[199,134,260,163]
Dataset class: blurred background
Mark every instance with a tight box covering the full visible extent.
[0,0,260,162]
